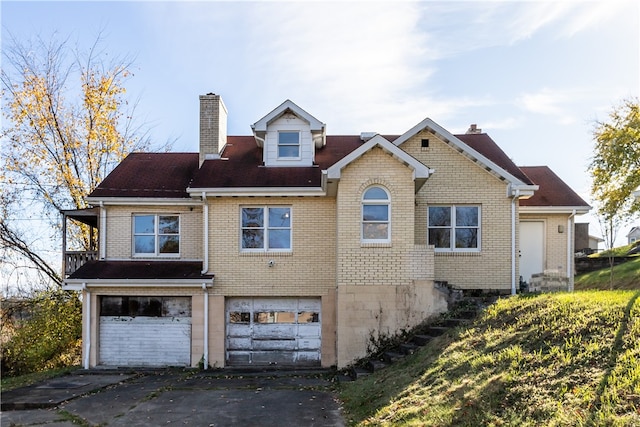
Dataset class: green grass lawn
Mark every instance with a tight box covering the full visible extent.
[339,291,640,426]
[575,256,640,290]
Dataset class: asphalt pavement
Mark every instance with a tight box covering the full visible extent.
[1,368,346,426]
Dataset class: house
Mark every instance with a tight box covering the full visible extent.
[574,223,603,254]
[628,226,640,245]
[62,94,590,369]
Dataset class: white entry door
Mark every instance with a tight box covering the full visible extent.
[226,298,321,366]
[520,221,545,284]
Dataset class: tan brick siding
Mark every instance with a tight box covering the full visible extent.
[334,146,443,367]
[206,197,336,297]
[402,131,515,290]
[104,205,202,260]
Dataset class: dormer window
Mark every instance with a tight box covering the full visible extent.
[278,131,300,158]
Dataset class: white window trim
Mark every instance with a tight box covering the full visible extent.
[361,186,391,244]
[132,214,181,257]
[240,206,293,252]
[428,205,481,252]
[277,131,301,160]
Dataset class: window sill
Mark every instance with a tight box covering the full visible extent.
[240,251,293,257]
[132,254,181,259]
[361,242,392,248]
[434,251,481,256]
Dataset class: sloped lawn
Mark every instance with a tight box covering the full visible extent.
[340,291,640,426]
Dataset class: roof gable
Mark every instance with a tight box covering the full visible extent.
[252,99,326,149]
[394,118,537,197]
[327,134,432,193]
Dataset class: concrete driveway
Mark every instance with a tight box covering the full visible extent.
[1,369,346,426]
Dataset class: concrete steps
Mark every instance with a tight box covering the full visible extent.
[345,295,494,381]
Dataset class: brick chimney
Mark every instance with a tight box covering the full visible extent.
[199,93,227,165]
[466,124,482,134]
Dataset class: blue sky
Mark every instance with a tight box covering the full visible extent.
[2,0,639,244]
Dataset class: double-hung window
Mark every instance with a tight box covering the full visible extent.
[278,132,300,158]
[362,186,390,243]
[241,207,292,251]
[428,205,480,251]
[133,214,180,256]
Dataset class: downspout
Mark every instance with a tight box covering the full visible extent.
[99,202,106,260]
[511,189,520,295]
[567,209,576,292]
[202,283,209,370]
[83,283,90,369]
[202,192,209,274]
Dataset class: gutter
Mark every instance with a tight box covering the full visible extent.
[82,283,91,369]
[202,283,209,370]
[511,189,520,295]
[202,192,209,274]
[567,209,576,292]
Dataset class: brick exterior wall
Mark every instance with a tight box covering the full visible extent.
[401,130,516,290]
[334,146,446,366]
[104,205,203,260]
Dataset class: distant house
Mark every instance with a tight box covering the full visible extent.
[575,223,603,254]
[628,227,640,245]
[62,95,590,370]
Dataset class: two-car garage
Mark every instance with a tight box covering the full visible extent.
[97,296,321,368]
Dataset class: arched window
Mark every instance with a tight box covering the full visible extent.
[362,186,390,242]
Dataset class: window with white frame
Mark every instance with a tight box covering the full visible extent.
[428,205,480,251]
[362,186,390,242]
[133,214,180,256]
[278,131,300,158]
[241,207,292,251]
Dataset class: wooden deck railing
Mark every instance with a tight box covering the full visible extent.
[65,251,98,276]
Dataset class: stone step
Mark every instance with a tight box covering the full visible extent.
[367,359,389,372]
[351,367,372,380]
[428,326,450,336]
[398,342,419,355]
[382,351,404,364]
[444,318,470,327]
[412,334,434,346]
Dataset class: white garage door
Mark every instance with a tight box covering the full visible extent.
[99,296,191,367]
[226,298,321,366]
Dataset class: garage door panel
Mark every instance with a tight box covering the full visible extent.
[100,317,191,366]
[298,338,321,350]
[252,339,297,351]
[298,324,320,337]
[227,337,251,350]
[252,351,296,365]
[227,323,251,337]
[253,324,296,338]
[226,298,321,366]
[227,352,251,365]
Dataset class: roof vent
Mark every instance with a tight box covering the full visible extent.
[466,124,482,134]
[360,132,378,142]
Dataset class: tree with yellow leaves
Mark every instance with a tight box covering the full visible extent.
[1,33,152,288]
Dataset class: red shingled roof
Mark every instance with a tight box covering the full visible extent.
[68,260,213,280]
[88,153,199,199]
[454,133,534,185]
[519,166,590,208]
[88,133,565,198]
